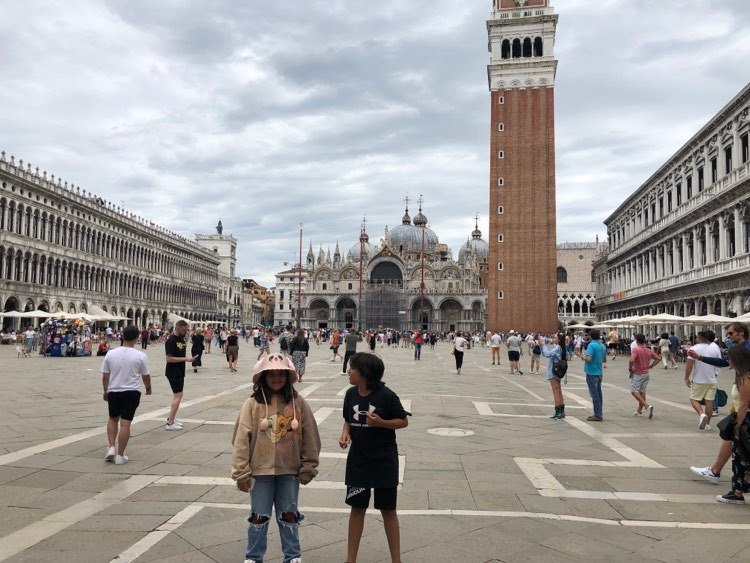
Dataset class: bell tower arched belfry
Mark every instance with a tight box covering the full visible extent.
[486,0,559,333]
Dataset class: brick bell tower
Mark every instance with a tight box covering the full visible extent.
[487,0,559,333]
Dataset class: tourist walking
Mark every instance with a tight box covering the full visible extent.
[490,331,501,366]
[685,330,722,429]
[343,330,362,373]
[540,333,566,419]
[257,328,270,360]
[453,331,467,374]
[102,325,151,465]
[204,325,214,354]
[339,353,410,563]
[530,333,542,374]
[607,328,619,361]
[140,327,149,350]
[413,330,423,360]
[289,330,310,382]
[165,320,193,431]
[507,330,523,375]
[579,329,606,421]
[688,322,750,367]
[629,333,660,418]
[225,329,240,372]
[231,353,321,563]
[715,346,750,504]
[330,329,342,362]
[658,332,673,369]
[191,327,204,373]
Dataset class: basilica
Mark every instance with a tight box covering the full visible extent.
[274,203,488,333]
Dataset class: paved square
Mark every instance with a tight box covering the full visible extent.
[1,340,750,562]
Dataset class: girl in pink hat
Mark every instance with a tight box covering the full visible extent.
[231,353,321,563]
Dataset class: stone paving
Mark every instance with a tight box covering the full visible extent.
[1,339,750,562]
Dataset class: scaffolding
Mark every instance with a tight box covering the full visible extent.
[360,281,408,330]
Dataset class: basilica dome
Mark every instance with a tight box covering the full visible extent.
[458,224,488,263]
[388,207,439,252]
[347,231,377,262]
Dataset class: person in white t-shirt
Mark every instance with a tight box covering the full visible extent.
[685,330,722,430]
[101,325,151,465]
[23,327,35,351]
[490,332,502,366]
[453,332,468,374]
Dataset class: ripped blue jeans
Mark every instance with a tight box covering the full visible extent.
[246,474,303,563]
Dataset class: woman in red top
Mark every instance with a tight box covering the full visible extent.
[330,330,342,362]
[414,331,424,361]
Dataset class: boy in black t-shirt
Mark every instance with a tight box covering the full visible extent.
[164,320,193,431]
[339,352,409,563]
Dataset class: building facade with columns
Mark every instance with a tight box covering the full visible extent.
[274,203,488,333]
[195,222,243,326]
[0,152,221,329]
[486,0,559,334]
[594,84,750,324]
[557,242,607,328]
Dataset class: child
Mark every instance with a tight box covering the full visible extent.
[339,352,410,563]
[231,354,321,563]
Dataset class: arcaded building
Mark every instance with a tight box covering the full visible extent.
[0,152,220,329]
[595,84,750,323]
[486,0,559,334]
[557,242,607,328]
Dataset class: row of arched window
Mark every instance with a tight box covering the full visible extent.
[558,297,596,316]
[0,246,214,308]
[501,37,544,59]
[0,197,216,284]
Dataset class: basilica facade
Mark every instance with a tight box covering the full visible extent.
[0,152,223,329]
[275,205,488,333]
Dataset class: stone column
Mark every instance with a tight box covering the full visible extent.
[720,212,730,260]
[692,226,701,268]
[735,205,743,257]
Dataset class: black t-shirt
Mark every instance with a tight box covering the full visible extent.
[227,335,239,347]
[165,335,187,378]
[343,385,409,488]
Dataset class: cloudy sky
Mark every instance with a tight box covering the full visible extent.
[2,0,749,286]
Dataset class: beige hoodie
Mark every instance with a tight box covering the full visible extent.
[231,393,321,485]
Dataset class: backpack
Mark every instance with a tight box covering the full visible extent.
[280,335,288,350]
[532,344,541,355]
[552,354,568,378]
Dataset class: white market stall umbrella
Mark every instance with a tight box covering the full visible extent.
[684,314,734,325]
[735,312,750,323]
[88,305,129,321]
[601,315,644,326]
[639,313,686,324]
[0,310,25,318]
[565,323,594,330]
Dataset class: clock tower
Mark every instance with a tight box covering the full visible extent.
[486,0,559,333]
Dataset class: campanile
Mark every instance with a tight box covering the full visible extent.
[486,0,559,333]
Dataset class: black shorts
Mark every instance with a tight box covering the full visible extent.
[107,390,141,421]
[345,486,397,510]
[166,374,185,393]
[508,350,520,362]
[608,343,618,350]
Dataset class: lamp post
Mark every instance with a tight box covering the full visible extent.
[297,223,303,329]
[419,195,425,332]
[358,217,365,331]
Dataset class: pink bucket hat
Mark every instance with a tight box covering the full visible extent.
[252,353,299,384]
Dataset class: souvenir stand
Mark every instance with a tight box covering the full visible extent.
[43,314,93,357]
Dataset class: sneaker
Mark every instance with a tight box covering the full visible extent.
[716,491,745,504]
[690,466,720,484]
[105,446,116,462]
[167,419,183,428]
[713,410,720,416]
[165,423,183,431]
[648,405,654,419]
[699,413,708,430]
[289,559,302,563]
[705,424,712,431]
[586,415,603,422]
[633,411,643,416]
[114,454,129,465]
[518,370,523,375]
